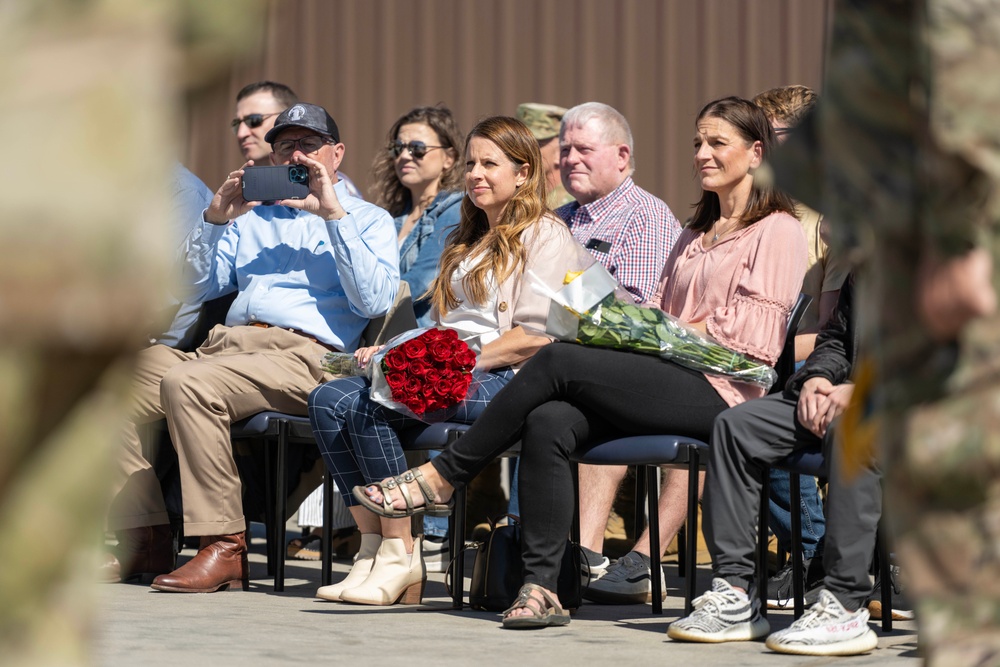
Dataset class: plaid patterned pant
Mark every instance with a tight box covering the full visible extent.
[308,368,514,507]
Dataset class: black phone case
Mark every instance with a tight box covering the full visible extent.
[241,165,310,202]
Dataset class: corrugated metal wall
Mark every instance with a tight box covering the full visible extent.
[183,0,829,216]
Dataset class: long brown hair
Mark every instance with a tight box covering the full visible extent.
[689,96,794,232]
[369,105,465,216]
[429,115,547,314]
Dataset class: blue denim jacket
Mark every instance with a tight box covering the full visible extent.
[396,190,463,326]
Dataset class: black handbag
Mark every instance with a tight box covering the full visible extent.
[464,514,582,612]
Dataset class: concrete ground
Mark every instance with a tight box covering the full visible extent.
[93,527,921,667]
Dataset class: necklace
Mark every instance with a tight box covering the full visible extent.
[711,219,739,242]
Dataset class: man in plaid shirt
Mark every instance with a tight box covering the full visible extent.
[552,102,682,600]
[556,102,681,303]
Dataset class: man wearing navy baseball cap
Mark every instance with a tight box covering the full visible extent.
[105,102,400,594]
[264,101,340,144]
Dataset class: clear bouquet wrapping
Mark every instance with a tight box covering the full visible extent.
[321,327,479,421]
[529,263,777,389]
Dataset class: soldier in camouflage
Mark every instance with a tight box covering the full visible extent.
[515,103,575,209]
[0,1,262,663]
[772,0,1000,663]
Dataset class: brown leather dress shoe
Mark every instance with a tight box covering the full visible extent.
[150,532,249,593]
[102,524,175,584]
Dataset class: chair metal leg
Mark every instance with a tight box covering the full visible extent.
[684,446,700,616]
[274,419,289,592]
[675,461,685,580]
[645,465,663,615]
[321,470,334,587]
[634,468,648,545]
[790,471,803,617]
[263,438,276,577]
[758,467,770,618]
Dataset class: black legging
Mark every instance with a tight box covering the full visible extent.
[431,342,728,591]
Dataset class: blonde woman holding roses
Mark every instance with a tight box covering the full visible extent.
[307,115,595,606]
[357,97,807,628]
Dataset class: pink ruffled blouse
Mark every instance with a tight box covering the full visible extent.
[648,211,807,407]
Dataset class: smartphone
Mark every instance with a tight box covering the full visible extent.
[241,165,310,203]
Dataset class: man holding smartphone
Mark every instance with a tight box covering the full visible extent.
[105,102,399,593]
[233,81,361,198]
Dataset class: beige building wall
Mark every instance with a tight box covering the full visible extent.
[183,0,829,216]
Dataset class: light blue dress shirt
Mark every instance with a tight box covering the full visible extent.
[180,178,400,352]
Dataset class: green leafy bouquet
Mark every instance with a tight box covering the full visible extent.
[529,264,777,389]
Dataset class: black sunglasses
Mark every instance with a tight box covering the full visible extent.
[230,112,280,134]
[390,140,445,159]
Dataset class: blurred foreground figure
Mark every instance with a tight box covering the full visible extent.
[0,2,256,664]
[774,1,1000,664]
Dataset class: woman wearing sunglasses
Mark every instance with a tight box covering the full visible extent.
[367,106,465,571]
[370,106,465,326]
[308,116,595,607]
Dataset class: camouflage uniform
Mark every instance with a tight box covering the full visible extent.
[773,1,1000,663]
[515,102,575,209]
[0,2,260,664]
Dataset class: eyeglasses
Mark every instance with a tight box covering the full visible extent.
[774,127,794,136]
[390,140,445,159]
[230,112,280,134]
[272,136,334,157]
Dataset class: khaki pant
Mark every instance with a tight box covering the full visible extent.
[108,324,332,536]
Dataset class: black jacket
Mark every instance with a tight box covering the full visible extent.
[785,274,856,398]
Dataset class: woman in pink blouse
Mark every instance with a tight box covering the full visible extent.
[355,97,807,628]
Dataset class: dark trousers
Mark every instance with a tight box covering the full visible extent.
[703,392,882,610]
[431,343,727,590]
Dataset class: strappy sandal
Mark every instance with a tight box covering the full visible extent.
[501,583,571,629]
[352,467,454,519]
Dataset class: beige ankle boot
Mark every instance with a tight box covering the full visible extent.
[339,536,425,606]
[315,533,381,601]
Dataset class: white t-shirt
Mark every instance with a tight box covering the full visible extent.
[437,254,501,346]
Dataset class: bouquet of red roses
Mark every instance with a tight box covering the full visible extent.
[321,327,478,420]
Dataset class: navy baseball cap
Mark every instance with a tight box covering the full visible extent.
[264,103,340,144]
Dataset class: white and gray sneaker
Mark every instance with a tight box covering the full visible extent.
[583,551,667,604]
[765,589,879,656]
[580,547,610,586]
[668,578,770,642]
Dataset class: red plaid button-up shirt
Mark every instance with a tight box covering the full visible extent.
[556,177,681,303]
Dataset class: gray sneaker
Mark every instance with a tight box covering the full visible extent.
[579,546,609,586]
[766,589,878,656]
[668,578,770,642]
[766,557,825,609]
[583,551,667,604]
